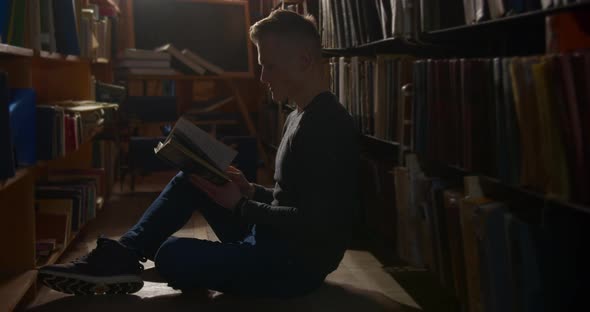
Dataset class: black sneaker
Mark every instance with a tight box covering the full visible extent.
[38,237,145,295]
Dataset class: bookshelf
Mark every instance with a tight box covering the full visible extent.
[0,0,120,309]
[318,1,590,311]
[0,49,115,308]
[321,2,590,216]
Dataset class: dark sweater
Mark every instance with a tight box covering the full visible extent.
[237,91,360,273]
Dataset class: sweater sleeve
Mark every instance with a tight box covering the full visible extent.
[251,183,274,204]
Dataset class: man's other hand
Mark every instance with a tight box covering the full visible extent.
[226,166,255,199]
[189,175,242,211]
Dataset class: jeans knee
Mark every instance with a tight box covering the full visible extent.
[154,237,182,280]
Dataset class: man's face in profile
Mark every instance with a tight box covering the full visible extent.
[256,34,305,102]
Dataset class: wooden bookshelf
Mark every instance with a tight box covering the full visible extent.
[0,271,37,312]
[0,168,34,193]
[0,35,115,312]
[319,1,590,309]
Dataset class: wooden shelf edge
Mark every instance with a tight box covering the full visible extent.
[424,2,590,39]
[0,270,37,312]
[0,168,34,192]
[363,135,401,147]
[0,44,34,57]
[122,74,226,80]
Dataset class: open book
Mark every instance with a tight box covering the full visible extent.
[153,117,238,185]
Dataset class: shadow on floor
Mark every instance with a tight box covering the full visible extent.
[26,281,421,312]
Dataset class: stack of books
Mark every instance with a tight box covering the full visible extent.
[115,48,176,77]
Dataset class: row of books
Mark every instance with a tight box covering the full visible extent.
[35,168,106,262]
[412,52,590,205]
[0,0,117,58]
[393,155,582,312]
[421,0,588,32]
[463,0,584,25]
[79,3,112,60]
[331,50,589,205]
[319,0,410,49]
[329,55,414,143]
[318,0,587,46]
[37,101,118,161]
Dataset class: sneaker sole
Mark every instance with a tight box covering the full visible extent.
[38,271,144,295]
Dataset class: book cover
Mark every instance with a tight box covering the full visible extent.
[393,166,412,263]
[8,0,25,47]
[39,0,57,52]
[52,0,81,55]
[8,88,37,166]
[0,0,10,43]
[429,178,454,289]
[155,43,206,75]
[443,189,468,301]
[531,57,570,199]
[153,117,237,185]
[568,52,590,203]
[460,177,493,312]
[474,201,515,312]
[35,198,73,245]
[504,213,544,312]
[36,188,82,232]
[119,48,171,61]
[501,58,521,186]
[0,71,15,179]
[488,0,506,19]
[181,49,225,75]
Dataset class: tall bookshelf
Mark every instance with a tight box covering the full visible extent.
[0,0,120,310]
[318,1,590,311]
[0,50,115,312]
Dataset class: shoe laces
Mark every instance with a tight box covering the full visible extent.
[72,237,145,273]
[71,237,112,264]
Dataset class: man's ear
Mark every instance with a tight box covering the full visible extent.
[299,47,313,72]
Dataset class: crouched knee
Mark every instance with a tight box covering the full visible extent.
[154,237,183,281]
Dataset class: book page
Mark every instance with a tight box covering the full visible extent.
[173,117,237,170]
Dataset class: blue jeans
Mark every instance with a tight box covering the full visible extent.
[119,171,326,298]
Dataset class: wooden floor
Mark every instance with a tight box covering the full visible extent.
[23,171,445,312]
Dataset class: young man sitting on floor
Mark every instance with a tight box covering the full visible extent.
[38,9,360,298]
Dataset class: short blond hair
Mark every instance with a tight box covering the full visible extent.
[249,9,321,53]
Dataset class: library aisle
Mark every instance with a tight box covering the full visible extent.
[25,171,427,312]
